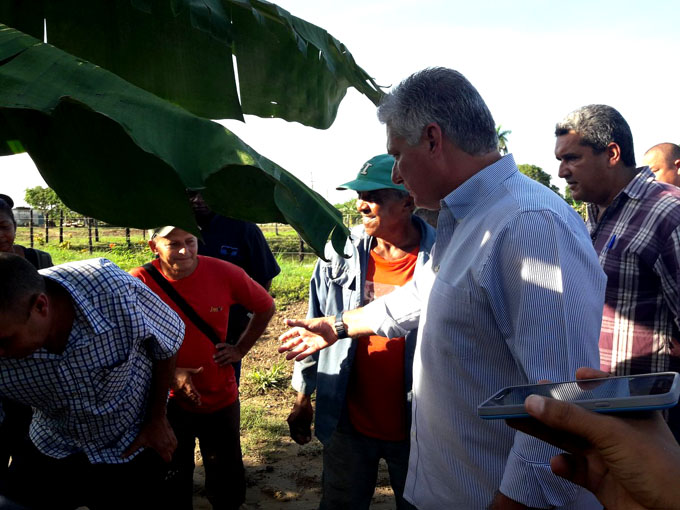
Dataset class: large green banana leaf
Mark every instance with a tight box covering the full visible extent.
[0,24,349,257]
[0,0,383,128]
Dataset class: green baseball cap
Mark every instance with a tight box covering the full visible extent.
[336,154,406,192]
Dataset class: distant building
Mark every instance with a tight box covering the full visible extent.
[13,207,45,227]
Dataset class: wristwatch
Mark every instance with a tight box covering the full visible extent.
[334,312,348,339]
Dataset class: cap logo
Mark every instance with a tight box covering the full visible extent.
[359,162,372,175]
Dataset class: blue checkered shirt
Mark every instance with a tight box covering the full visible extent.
[0,258,183,464]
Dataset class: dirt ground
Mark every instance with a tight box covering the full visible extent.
[192,301,397,510]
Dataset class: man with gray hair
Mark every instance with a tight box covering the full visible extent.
[279,68,606,510]
[555,106,680,436]
[642,142,680,187]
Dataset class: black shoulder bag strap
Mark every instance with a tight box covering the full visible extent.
[142,263,223,346]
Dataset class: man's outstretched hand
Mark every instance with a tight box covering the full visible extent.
[278,317,339,361]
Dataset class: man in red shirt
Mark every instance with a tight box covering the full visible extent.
[131,227,275,510]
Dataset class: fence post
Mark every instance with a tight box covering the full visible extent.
[44,212,49,244]
[88,218,93,254]
[94,219,99,242]
[275,223,279,235]
[29,209,34,248]
[59,210,64,244]
[126,227,131,249]
[298,235,304,262]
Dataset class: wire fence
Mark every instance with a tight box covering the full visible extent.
[13,209,363,260]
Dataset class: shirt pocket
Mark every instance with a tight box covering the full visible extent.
[425,278,475,360]
[324,265,359,311]
[91,361,131,404]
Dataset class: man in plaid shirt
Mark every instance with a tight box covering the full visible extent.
[555,105,680,436]
[0,254,183,509]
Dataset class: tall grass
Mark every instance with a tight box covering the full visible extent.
[269,256,315,306]
[26,237,316,303]
[24,244,153,271]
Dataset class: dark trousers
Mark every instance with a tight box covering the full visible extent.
[0,438,166,510]
[0,399,32,478]
[320,418,416,510]
[165,399,245,510]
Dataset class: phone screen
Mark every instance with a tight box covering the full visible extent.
[485,373,675,407]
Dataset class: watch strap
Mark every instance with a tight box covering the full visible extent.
[334,312,348,339]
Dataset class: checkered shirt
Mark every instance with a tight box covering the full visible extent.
[0,258,184,463]
[587,167,680,375]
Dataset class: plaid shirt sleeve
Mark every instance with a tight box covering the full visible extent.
[655,225,680,330]
[129,277,184,360]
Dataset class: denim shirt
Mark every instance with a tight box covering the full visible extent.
[291,215,435,444]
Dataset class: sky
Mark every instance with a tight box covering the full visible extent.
[2,0,679,207]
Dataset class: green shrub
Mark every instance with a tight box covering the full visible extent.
[245,360,290,394]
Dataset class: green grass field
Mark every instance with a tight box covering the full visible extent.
[15,225,316,305]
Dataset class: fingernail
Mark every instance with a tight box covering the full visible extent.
[525,394,545,414]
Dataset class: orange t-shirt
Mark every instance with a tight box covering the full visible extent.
[130,256,274,413]
[346,247,418,441]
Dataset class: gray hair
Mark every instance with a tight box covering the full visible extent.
[555,105,636,167]
[377,67,498,155]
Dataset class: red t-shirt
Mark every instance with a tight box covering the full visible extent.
[346,247,418,441]
[130,255,274,413]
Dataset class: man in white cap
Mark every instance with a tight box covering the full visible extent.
[131,226,275,510]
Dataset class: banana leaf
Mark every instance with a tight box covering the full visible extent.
[0,24,349,257]
[0,0,383,128]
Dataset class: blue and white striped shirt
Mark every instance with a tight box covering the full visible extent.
[365,155,606,509]
[0,259,183,464]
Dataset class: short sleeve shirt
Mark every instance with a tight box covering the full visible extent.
[0,258,184,464]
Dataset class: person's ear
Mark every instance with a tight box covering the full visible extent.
[606,142,622,166]
[148,239,157,254]
[424,123,443,156]
[32,293,49,318]
[674,159,680,172]
[403,194,415,212]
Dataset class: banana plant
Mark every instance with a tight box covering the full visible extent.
[0,0,384,256]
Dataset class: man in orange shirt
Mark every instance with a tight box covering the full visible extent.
[131,227,275,510]
[287,155,435,509]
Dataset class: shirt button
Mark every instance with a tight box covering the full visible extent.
[433,264,440,273]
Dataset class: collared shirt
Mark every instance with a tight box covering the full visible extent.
[587,167,680,375]
[365,155,605,509]
[0,258,183,464]
[292,217,435,444]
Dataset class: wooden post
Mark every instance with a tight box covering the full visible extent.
[298,235,304,262]
[126,227,131,249]
[88,218,93,254]
[44,212,49,244]
[29,209,34,248]
[275,223,279,235]
[94,219,99,242]
[59,210,64,244]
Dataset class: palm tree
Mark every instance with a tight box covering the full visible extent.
[496,125,512,155]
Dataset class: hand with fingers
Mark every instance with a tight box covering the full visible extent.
[122,414,177,463]
[278,317,339,361]
[173,366,203,407]
[287,393,314,445]
[213,343,245,367]
[507,367,680,510]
